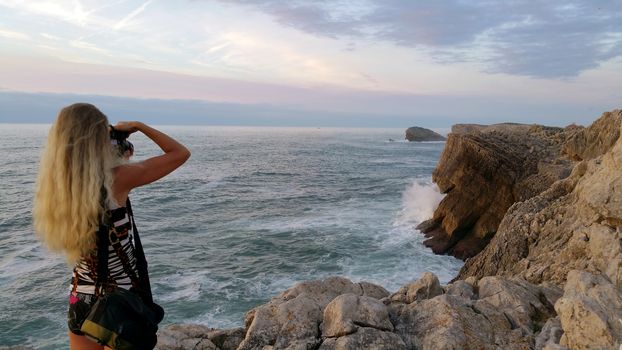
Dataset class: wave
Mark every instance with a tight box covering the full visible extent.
[393,178,444,227]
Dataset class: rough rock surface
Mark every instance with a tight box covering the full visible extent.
[389,274,560,350]
[417,122,576,259]
[562,110,622,160]
[156,273,567,350]
[156,324,245,350]
[153,270,620,349]
[555,270,622,350]
[322,293,393,337]
[458,110,622,288]
[388,271,443,303]
[405,126,446,141]
[237,276,391,350]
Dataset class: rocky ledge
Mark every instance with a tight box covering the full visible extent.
[158,110,622,349]
[157,271,621,350]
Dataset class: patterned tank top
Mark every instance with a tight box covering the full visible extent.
[70,202,138,294]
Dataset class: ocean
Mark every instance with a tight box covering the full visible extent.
[0,124,462,349]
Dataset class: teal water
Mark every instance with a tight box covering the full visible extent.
[0,124,462,349]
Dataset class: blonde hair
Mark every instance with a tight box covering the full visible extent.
[33,103,118,264]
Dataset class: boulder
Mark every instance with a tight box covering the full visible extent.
[318,327,407,350]
[554,270,622,350]
[237,277,389,350]
[156,324,245,350]
[393,294,530,350]
[444,280,475,299]
[534,317,564,350]
[405,126,446,142]
[387,272,560,350]
[322,293,393,338]
[477,276,557,333]
[389,271,443,303]
[418,123,575,260]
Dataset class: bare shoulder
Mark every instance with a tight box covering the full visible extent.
[112,164,143,203]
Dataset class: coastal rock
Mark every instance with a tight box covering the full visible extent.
[477,276,557,333]
[151,272,601,350]
[237,277,389,350]
[389,271,443,303]
[385,273,561,349]
[444,280,475,299]
[322,293,393,337]
[554,270,622,349]
[393,293,530,349]
[457,111,622,288]
[405,126,446,142]
[319,327,407,350]
[534,317,564,350]
[156,324,245,350]
[562,110,622,161]
[418,122,574,259]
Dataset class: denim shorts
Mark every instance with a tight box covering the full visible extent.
[67,292,96,335]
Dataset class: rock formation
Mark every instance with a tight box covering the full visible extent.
[404,126,446,142]
[457,110,622,288]
[417,122,576,260]
[158,268,622,349]
[152,109,622,350]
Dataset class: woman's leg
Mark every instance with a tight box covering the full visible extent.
[68,332,106,350]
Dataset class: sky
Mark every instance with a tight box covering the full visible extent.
[0,0,621,127]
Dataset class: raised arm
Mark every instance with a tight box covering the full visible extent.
[112,121,190,201]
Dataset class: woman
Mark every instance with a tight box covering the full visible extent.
[33,103,190,349]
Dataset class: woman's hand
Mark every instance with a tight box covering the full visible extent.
[112,121,142,134]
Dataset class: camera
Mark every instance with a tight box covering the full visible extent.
[110,125,134,156]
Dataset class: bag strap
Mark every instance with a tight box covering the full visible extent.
[93,197,155,304]
[126,198,155,304]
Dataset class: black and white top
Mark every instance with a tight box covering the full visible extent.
[70,202,138,294]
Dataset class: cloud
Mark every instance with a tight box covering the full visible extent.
[222,0,622,78]
[113,0,153,30]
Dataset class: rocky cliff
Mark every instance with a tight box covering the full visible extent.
[417,122,575,259]
[458,110,622,288]
[154,110,622,349]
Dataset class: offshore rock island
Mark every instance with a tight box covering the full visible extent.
[405,126,446,142]
[157,110,622,350]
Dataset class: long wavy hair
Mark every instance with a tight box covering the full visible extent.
[33,103,118,264]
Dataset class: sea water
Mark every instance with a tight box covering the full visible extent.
[0,124,462,349]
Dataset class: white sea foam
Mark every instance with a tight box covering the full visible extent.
[394,178,444,226]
